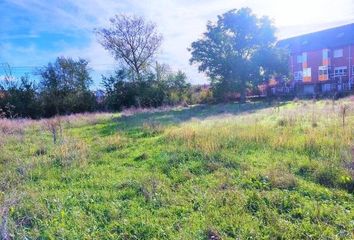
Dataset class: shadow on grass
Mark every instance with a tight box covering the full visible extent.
[98,100,281,137]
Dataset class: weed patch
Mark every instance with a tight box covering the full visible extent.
[52,138,88,168]
[266,166,298,190]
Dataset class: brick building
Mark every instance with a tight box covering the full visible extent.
[274,23,354,96]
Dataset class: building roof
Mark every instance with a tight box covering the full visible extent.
[277,23,354,53]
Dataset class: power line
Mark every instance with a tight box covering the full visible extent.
[2,63,119,69]
[0,64,119,76]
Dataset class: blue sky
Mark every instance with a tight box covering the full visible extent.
[1,0,353,88]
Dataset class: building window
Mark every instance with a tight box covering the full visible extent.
[322,49,329,59]
[303,67,311,82]
[334,66,347,76]
[319,69,328,75]
[318,66,328,73]
[333,49,343,58]
[294,71,303,81]
[302,52,308,68]
[297,55,302,63]
[322,49,330,65]
[303,68,311,77]
[318,66,329,81]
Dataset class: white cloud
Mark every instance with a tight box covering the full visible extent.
[2,0,354,85]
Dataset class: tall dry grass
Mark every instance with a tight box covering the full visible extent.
[121,105,184,116]
[0,112,113,137]
[104,133,128,152]
[166,101,354,157]
[0,118,34,135]
[164,99,354,191]
[52,138,89,167]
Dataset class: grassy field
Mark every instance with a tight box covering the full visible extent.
[1,98,354,239]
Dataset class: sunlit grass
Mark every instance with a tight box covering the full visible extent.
[0,98,353,239]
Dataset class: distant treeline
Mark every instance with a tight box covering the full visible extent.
[1,8,289,119]
[0,57,213,119]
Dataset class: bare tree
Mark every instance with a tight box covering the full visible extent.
[1,63,13,83]
[43,117,63,144]
[96,15,163,81]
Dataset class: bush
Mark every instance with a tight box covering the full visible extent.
[298,162,353,192]
[134,153,149,161]
[338,175,354,193]
[246,193,263,214]
[314,166,340,188]
[38,57,96,117]
[313,165,353,192]
[0,76,42,119]
[103,67,192,111]
[267,167,298,190]
[53,138,88,167]
[297,161,318,177]
[142,121,164,136]
[206,229,221,240]
[105,134,126,152]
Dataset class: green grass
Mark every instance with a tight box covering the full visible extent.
[1,99,354,239]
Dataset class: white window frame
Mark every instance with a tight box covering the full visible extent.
[303,68,311,77]
[333,49,343,58]
[318,66,328,76]
[334,66,347,76]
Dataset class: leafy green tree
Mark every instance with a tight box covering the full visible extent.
[0,75,41,118]
[102,68,137,110]
[189,8,288,102]
[102,64,191,110]
[38,57,95,117]
[165,70,191,105]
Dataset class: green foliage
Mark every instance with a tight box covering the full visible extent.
[1,98,354,239]
[0,75,41,118]
[38,57,96,117]
[189,8,288,101]
[0,58,97,119]
[102,64,192,110]
[189,85,214,104]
